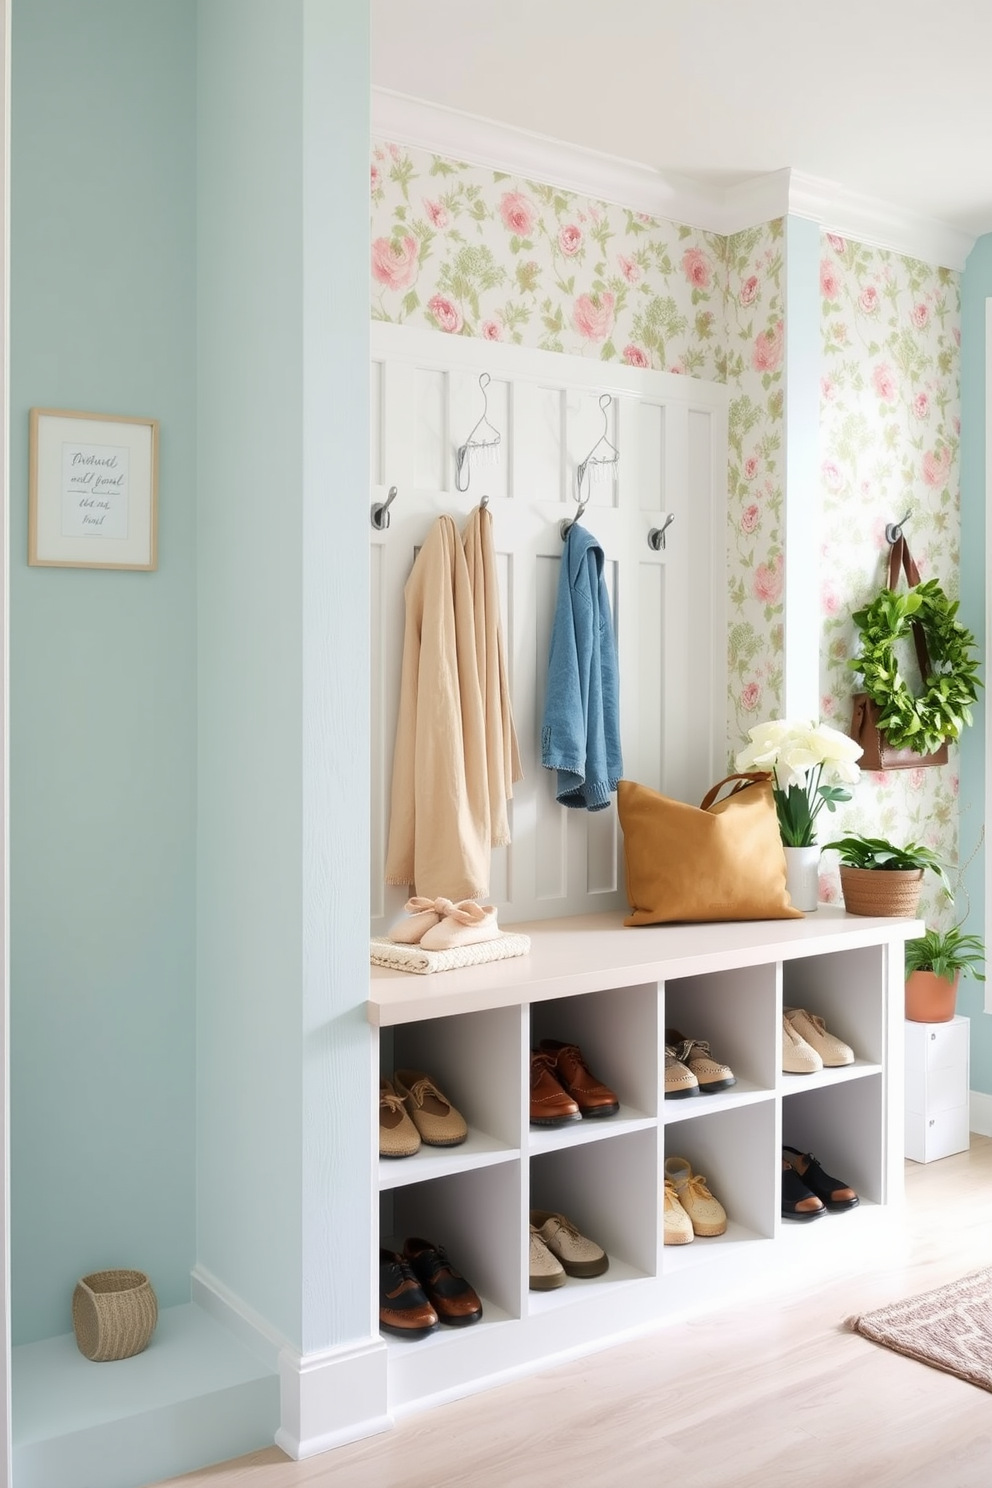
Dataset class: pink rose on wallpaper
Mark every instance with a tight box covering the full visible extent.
[820,260,840,299]
[752,554,783,605]
[388,143,401,160]
[573,292,615,342]
[954,415,961,434]
[826,233,847,253]
[922,446,951,487]
[428,295,463,335]
[821,377,836,401]
[820,695,835,718]
[859,285,879,314]
[818,876,838,905]
[821,582,840,616]
[371,235,419,291]
[740,681,761,713]
[682,247,712,288]
[499,191,536,236]
[617,254,641,284]
[741,503,760,533]
[481,319,503,341]
[423,198,448,229]
[669,364,684,375]
[952,773,959,796]
[739,275,759,306]
[370,162,381,194]
[908,769,926,791]
[954,327,961,345]
[822,461,843,492]
[911,302,930,328]
[558,224,583,256]
[752,320,784,374]
[914,392,930,419]
[622,344,649,367]
[872,363,896,401]
[744,457,759,481]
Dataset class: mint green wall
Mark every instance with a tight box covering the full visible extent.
[195,0,371,1350]
[8,0,198,1344]
[959,235,991,1094]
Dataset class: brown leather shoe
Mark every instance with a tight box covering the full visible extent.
[379,1249,439,1337]
[530,1051,581,1126]
[537,1040,620,1118]
[402,1237,483,1326]
[783,1146,859,1211]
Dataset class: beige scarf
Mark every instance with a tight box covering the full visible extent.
[385,509,522,900]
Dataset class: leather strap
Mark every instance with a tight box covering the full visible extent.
[699,772,771,811]
[886,535,931,680]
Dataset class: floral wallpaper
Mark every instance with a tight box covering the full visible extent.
[724,221,787,755]
[371,139,726,378]
[370,141,967,924]
[816,235,963,924]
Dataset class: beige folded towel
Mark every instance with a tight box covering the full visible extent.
[370,933,531,976]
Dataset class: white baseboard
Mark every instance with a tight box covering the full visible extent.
[276,1339,391,1460]
[970,1088,992,1137]
[191,1264,292,1371]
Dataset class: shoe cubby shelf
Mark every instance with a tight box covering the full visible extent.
[370,907,920,1414]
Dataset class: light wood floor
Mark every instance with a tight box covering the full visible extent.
[159,1135,992,1488]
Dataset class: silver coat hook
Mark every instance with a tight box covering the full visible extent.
[370,485,398,531]
[647,513,676,551]
[885,512,911,544]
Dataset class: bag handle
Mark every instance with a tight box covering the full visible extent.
[886,534,931,680]
[699,771,771,811]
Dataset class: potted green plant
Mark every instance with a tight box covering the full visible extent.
[905,925,985,1022]
[822,834,952,918]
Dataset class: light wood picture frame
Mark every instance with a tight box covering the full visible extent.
[28,407,159,570]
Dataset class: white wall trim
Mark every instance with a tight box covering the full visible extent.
[372,88,977,271]
[971,1088,992,1138]
[275,1338,390,1460]
[190,1264,294,1372]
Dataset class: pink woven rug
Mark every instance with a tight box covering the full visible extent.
[848,1267,992,1391]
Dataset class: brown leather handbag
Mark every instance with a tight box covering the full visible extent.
[849,536,948,771]
[617,773,803,926]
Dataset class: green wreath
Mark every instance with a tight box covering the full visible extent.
[849,579,981,754]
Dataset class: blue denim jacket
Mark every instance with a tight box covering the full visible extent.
[541,523,623,810]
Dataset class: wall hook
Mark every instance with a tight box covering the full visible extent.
[885,511,911,544]
[647,513,676,551]
[370,485,398,531]
[455,373,501,492]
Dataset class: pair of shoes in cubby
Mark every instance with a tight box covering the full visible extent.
[529,1040,619,1126]
[663,1156,728,1244]
[664,1029,736,1098]
[781,1007,855,1074]
[781,1146,859,1221]
[379,1236,483,1338]
[387,895,501,951]
[528,1209,609,1289]
[378,1070,468,1156]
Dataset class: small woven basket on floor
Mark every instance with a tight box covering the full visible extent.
[839,865,923,918]
[71,1269,158,1362]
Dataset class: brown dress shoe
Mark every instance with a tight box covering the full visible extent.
[379,1249,439,1337]
[530,1051,581,1126]
[402,1238,483,1326]
[537,1040,620,1118]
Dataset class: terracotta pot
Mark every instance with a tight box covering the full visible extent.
[839,865,923,918]
[905,968,959,1023]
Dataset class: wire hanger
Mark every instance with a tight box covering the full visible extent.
[560,393,620,539]
[455,373,501,491]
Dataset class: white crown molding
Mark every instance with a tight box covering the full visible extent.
[371,87,976,270]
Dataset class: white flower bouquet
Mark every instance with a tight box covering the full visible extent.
[735,719,862,848]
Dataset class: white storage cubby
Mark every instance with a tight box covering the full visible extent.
[369,907,919,1417]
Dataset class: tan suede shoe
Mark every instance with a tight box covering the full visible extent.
[665,1029,736,1093]
[664,1157,728,1237]
[529,1227,566,1290]
[393,1069,468,1146]
[663,1180,695,1245]
[782,1015,823,1074]
[785,1007,854,1066]
[530,1210,609,1277]
[379,1076,421,1158]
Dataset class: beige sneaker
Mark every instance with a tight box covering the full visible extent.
[529,1226,566,1290]
[664,1157,728,1237]
[664,1045,700,1099]
[665,1029,736,1093]
[785,1007,854,1067]
[782,1015,823,1074]
[530,1210,609,1277]
[663,1179,694,1245]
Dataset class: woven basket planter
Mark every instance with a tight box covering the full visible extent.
[72,1269,158,1362]
[839,865,923,918]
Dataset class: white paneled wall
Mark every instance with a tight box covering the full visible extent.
[370,325,728,935]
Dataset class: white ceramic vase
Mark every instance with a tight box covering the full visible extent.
[783,844,820,912]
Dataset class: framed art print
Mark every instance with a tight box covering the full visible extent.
[28,408,159,570]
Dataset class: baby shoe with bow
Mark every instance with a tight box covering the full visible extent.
[419,899,500,951]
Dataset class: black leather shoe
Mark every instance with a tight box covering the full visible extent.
[403,1237,483,1326]
[783,1146,859,1211]
[379,1248,439,1337]
[781,1158,826,1221]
